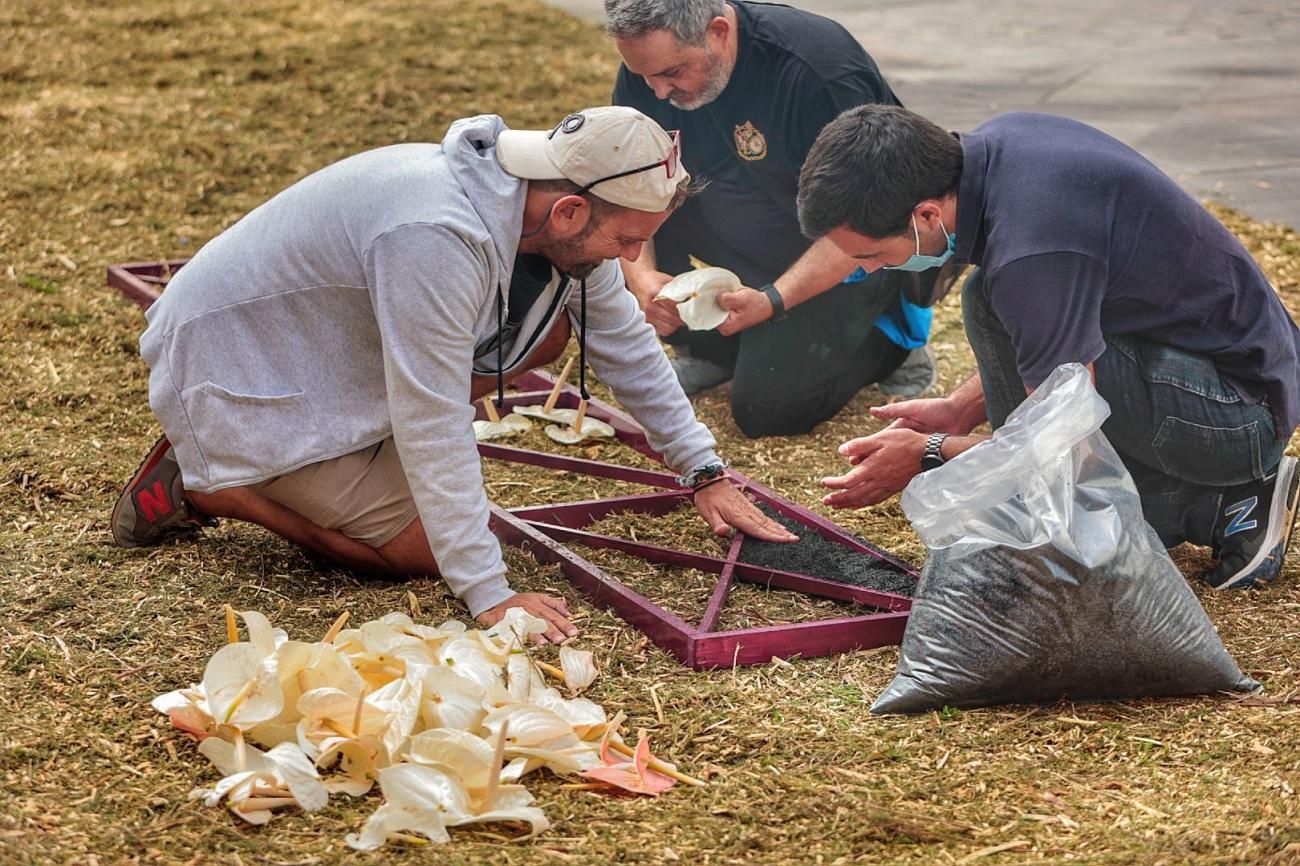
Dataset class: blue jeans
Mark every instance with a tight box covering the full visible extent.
[962,267,1284,547]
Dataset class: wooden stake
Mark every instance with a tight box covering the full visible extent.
[322,611,350,643]
[481,395,500,423]
[351,689,369,738]
[485,720,510,807]
[235,797,298,811]
[224,604,239,644]
[571,399,588,436]
[543,357,575,413]
[606,738,707,787]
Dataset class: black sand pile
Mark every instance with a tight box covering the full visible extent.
[738,505,917,597]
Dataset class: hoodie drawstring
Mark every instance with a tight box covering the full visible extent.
[495,282,505,409]
[578,278,590,401]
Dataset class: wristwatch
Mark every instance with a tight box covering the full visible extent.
[758,283,788,322]
[920,433,949,471]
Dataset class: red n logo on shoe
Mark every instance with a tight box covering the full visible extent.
[136,480,172,522]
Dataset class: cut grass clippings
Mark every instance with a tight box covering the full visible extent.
[3,1,1300,864]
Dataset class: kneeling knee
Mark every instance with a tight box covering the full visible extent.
[731,398,817,438]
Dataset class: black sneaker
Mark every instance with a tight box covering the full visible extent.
[110,436,216,548]
[1203,456,1300,590]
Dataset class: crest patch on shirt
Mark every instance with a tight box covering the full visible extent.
[733,120,767,161]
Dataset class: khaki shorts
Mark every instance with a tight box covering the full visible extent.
[252,438,419,548]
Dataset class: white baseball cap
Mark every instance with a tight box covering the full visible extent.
[496,106,689,213]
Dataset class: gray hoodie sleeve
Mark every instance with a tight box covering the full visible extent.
[571,260,720,474]
[365,222,515,618]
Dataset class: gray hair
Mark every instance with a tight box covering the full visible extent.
[604,0,727,46]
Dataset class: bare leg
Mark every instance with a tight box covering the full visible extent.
[188,487,402,574]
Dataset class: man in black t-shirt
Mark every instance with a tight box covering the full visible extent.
[605,0,940,438]
[797,104,1300,591]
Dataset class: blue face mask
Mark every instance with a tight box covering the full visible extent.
[884,214,956,272]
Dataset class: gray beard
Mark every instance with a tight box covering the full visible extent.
[668,48,733,110]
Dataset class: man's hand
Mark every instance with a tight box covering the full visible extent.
[476,592,577,645]
[820,428,928,509]
[693,482,799,542]
[628,269,683,336]
[869,396,971,436]
[716,287,774,336]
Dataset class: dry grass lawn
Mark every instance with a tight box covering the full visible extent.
[4,1,1300,864]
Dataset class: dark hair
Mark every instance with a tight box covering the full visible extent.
[797,104,963,240]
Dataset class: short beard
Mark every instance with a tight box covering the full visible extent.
[668,45,733,110]
[538,219,602,280]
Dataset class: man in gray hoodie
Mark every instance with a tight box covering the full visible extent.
[112,106,796,642]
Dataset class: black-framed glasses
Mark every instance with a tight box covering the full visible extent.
[574,129,680,197]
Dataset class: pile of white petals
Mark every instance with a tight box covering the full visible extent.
[151,608,677,850]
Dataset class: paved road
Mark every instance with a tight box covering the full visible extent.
[547,0,1300,228]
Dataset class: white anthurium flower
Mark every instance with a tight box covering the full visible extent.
[237,610,289,657]
[504,652,547,702]
[345,764,466,849]
[378,612,462,644]
[295,687,393,760]
[203,642,285,728]
[503,735,602,776]
[544,417,616,445]
[438,635,506,694]
[263,742,330,812]
[558,646,599,692]
[405,729,496,791]
[358,620,429,657]
[530,688,607,736]
[346,801,451,850]
[316,736,386,797]
[277,640,365,698]
[501,756,529,783]
[195,736,328,821]
[482,704,575,748]
[346,764,548,851]
[246,720,300,749]
[511,404,572,424]
[418,667,490,732]
[328,627,366,653]
[152,688,214,740]
[246,640,364,748]
[473,414,533,441]
[486,607,548,640]
[368,676,423,759]
[654,267,739,330]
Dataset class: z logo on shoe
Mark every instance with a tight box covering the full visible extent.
[1223,495,1259,537]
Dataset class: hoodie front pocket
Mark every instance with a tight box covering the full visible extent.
[184,381,322,479]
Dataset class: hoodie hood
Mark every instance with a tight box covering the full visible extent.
[439,114,529,277]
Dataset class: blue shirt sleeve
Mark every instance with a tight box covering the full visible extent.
[986,251,1110,389]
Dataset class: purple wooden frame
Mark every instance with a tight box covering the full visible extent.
[109,259,917,669]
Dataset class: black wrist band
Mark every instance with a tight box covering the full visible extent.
[759,283,788,322]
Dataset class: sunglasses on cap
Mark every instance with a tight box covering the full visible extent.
[574,129,681,197]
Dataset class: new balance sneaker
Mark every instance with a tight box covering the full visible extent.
[110,436,216,548]
[879,344,938,398]
[1203,456,1300,589]
[670,351,733,396]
